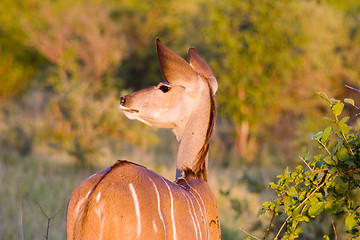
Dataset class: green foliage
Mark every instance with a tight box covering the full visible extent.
[259,94,360,239]
[0,0,45,97]
[202,0,304,124]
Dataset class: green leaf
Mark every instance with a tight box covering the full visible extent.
[336,147,350,161]
[337,121,350,134]
[345,214,358,230]
[344,98,355,106]
[298,191,307,201]
[268,182,278,189]
[332,102,344,117]
[308,195,319,205]
[284,167,289,178]
[296,165,303,173]
[329,140,339,153]
[323,156,336,165]
[282,195,293,205]
[263,201,275,210]
[295,215,309,222]
[324,201,337,214]
[308,202,324,217]
[320,127,332,143]
[341,116,350,123]
[257,208,266,217]
[326,195,336,201]
[294,227,303,235]
[292,207,302,217]
[288,187,297,196]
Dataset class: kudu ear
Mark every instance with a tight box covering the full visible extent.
[188,47,218,94]
[156,38,199,90]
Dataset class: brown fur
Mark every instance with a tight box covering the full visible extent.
[190,82,217,182]
[72,160,135,239]
[68,160,221,240]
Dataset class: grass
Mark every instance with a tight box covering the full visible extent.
[0,143,271,240]
[0,152,93,240]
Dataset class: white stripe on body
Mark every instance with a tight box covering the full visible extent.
[183,179,209,239]
[162,179,177,240]
[96,192,101,203]
[85,189,91,199]
[153,221,158,233]
[148,177,167,238]
[179,188,199,240]
[180,187,203,239]
[95,202,104,240]
[129,183,141,238]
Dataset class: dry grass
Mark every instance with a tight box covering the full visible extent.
[0,144,271,240]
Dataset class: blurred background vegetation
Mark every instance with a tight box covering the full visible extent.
[0,0,359,239]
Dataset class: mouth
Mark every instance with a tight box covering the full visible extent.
[118,105,139,113]
[118,104,153,126]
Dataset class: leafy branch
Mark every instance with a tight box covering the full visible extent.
[253,93,360,239]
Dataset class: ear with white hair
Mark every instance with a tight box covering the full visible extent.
[188,47,218,94]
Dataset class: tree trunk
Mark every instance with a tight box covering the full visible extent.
[235,121,249,158]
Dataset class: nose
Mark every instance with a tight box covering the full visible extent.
[120,96,127,105]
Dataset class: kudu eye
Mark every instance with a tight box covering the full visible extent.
[159,84,171,93]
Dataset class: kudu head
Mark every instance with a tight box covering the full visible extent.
[119,38,217,180]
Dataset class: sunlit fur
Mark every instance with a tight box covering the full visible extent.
[66,39,221,240]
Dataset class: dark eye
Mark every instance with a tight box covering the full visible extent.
[159,85,170,93]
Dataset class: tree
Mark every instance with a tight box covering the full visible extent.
[199,0,304,160]
[0,0,44,98]
[196,0,352,164]
[22,0,127,86]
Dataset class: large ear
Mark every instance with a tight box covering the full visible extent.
[156,38,198,89]
[188,47,218,94]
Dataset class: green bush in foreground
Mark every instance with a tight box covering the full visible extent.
[257,93,360,239]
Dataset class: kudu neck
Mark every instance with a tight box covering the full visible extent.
[174,84,215,182]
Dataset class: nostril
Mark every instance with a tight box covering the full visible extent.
[120,96,126,105]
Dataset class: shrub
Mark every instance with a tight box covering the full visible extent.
[258,93,360,239]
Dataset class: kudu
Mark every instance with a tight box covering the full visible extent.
[66,38,221,240]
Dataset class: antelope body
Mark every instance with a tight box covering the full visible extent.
[66,39,221,240]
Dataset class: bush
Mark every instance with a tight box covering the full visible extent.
[257,93,360,239]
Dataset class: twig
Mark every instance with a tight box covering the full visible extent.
[345,85,360,93]
[273,201,306,239]
[313,168,330,172]
[34,199,61,240]
[19,200,24,240]
[295,174,330,210]
[299,155,329,172]
[274,216,290,240]
[299,156,313,172]
[239,227,261,240]
[315,139,331,155]
[263,178,306,239]
[332,217,337,240]
[334,115,355,156]
[274,205,305,240]
[263,211,276,240]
